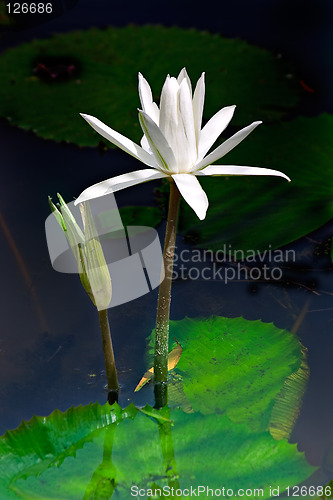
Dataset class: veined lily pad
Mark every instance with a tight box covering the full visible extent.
[0,26,299,145]
[148,316,308,434]
[0,403,314,499]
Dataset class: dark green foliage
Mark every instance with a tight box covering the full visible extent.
[0,26,299,145]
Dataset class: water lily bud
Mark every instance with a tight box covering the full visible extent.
[49,194,112,310]
[80,202,112,311]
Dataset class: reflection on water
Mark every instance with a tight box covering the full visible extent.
[0,400,320,499]
[83,424,117,499]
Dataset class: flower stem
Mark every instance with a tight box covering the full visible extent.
[98,309,119,400]
[154,180,181,408]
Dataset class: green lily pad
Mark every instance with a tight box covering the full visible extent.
[0,403,314,499]
[0,26,299,145]
[148,316,308,433]
[176,114,333,252]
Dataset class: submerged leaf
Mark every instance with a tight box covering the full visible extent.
[168,373,194,414]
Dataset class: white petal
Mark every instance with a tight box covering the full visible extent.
[172,174,209,220]
[138,73,152,109]
[192,72,205,145]
[196,165,291,182]
[193,121,262,171]
[179,79,197,167]
[197,105,236,161]
[177,68,192,95]
[74,169,168,205]
[138,73,160,124]
[138,110,178,173]
[140,134,152,153]
[159,76,180,145]
[80,113,158,169]
[159,77,197,172]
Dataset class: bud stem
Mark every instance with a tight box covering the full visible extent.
[154,180,181,408]
[98,309,119,397]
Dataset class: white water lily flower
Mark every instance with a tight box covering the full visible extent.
[75,68,290,219]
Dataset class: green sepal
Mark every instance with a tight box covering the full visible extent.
[80,202,112,311]
[48,196,66,232]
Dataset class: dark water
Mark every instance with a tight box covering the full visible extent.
[1,0,333,486]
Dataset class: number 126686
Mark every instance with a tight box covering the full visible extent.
[6,3,53,14]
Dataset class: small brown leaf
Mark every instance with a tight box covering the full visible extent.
[168,340,183,370]
[134,341,182,392]
[134,368,154,392]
